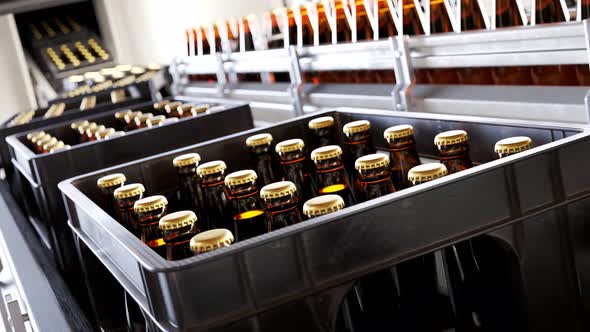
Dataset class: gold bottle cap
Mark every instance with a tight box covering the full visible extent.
[80,96,96,110]
[275,138,304,153]
[343,120,370,135]
[159,210,197,231]
[190,229,234,254]
[246,133,273,147]
[36,135,54,147]
[147,115,166,127]
[86,125,106,137]
[260,181,297,200]
[173,153,201,167]
[26,131,45,140]
[384,124,414,140]
[153,100,171,110]
[31,133,51,144]
[115,64,132,72]
[133,195,168,213]
[164,101,183,114]
[43,139,63,152]
[43,103,66,118]
[308,116,334,130]
[114,183,145,199]
[50,144,71,153]
[95,127,116,140]
[177,103,193,116]
[407,163,448,183]
[494,136,533,155]
[303,195,345,218]
[115,109,132,120]
[97,173,126,188]
[134,113,154,126]
[197,160,227,176]
[191,104,209,115]
[159,118,179,126]
[355,153,390,170]
[124,111,143,124]
[110,89,126,103]
[434,130,468,146]
[105,131,126,139]
[311,145,342,161]
[130,66,146,75]
[225,169,257,186]
[70,120,89,131]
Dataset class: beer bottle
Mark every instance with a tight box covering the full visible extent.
[159,211,200,261]
[197,160,230,230]
[114,110,132,128]
[134,113,154,129]
[354,153,395,202]
[342,120,375,172]
[260,181,302,231]
[176,103,194,118]
[70,121,89,138]
[494,136,532,158]
[95,127,115,141]
[191,104,209,116]
[134,195,168,258]
[42,139,65,154]
[26,130,45,142]
[124,112,142,131]
[113,183,145,236]
[29,132,49,149]
[190,228,234,255]
[86,124,106,142]
[164,101,183,118]
[310,145,356,206]
[308,116,337,149]
[225,170,268,241]
[302,194,344,218]
[408,163,484,331]
[245,133,281,186]
[384,125,421,189]
[173,153,204,215]
[96,173,126,217]
[153,100,171,116]
[434,130,473,174]
[35,134,55,153]
[275,139,314,202]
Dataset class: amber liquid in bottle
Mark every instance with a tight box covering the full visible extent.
[136,201,168,258]
[276,142,314,203]
[226,179,267,241]
[312,148,356,207]
[261,183,303,231]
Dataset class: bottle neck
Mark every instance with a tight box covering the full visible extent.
[136,206,167,226]
[385,136,416,151]
[249,143,272,155]
[176,164,198,176]
[314,156,344,171]
[200,171,225,185]
[226,182,259,199]
[278,150,306,164]
[344,131,371,144]
[116,194,143,210]
[357,166,391,182]
[437,142,470,158]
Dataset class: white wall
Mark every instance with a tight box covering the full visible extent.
[0,14,37,121]
[96,0,284,65]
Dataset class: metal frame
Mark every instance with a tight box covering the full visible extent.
[171,20,590,125]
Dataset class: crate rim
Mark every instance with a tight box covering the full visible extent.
[59,107,590,273]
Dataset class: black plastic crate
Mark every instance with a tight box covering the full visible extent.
[7,100,252,277]
[0,82,152,177]
[59,108,590,331]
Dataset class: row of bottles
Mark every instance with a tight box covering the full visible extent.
[185,0,589,86]
[93,112,534,262]
[25,130,70,154]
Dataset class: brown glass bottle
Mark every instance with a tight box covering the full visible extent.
[260,181,302,231]
[134,113,154,129]
[494,136,533,158]
[147,115,167,127]
[355,154,396,202]
[113,183,145,236]
[197,160,230,230]
[276,139,314,203]
[172,153,204,218]
[153,100,171,116]
[384,125,421,189]
[35,135,55,153]
[134,195,168,258]
[308,116,337,150]
[311,145,356,206]
[39,137,57,154]
[225,170,268,241]
[114,110,132,130]
[164,101,183,118]
[96,173,126,217]
[86,125,106,142]
[29,132,49,150]
[124,112,142,131]
[176,103,194,118]
[434,130,473,174]
[70,121,88,142]
[246,133,281,187]
[159,210,200,261]
[190,228,234,255]
[95,127,115,141]
[342,120,375,173]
